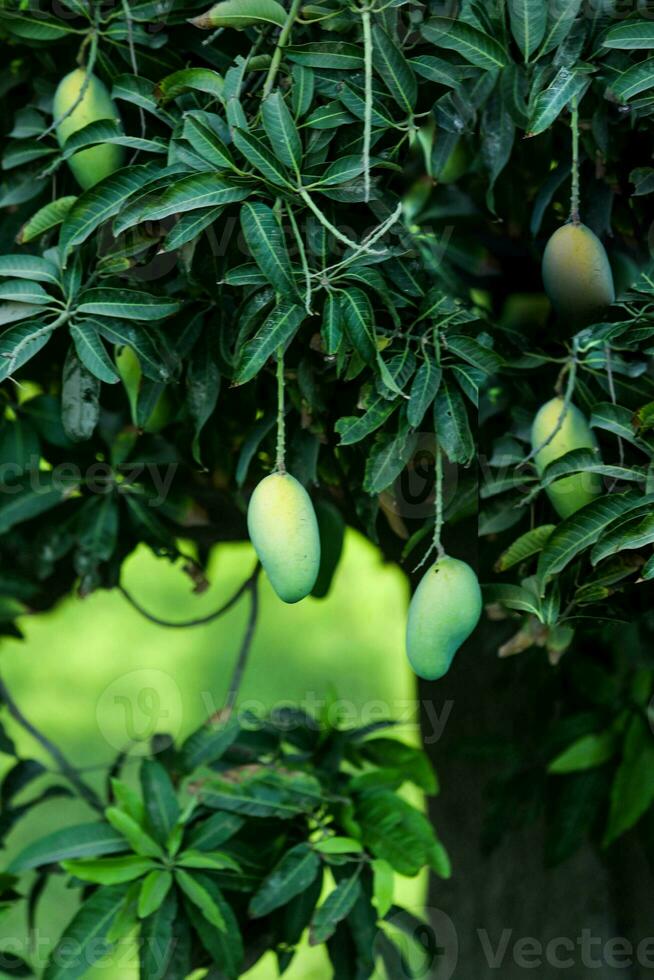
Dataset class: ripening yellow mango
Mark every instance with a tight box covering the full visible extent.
[531,397,602,519]
[406,557,482,681]
[54,69,124,190]
[542,223,615,323]
[247,473,321,603]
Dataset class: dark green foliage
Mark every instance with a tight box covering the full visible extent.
[4,714,445,979]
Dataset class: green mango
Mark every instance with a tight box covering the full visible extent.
[531,397,602,519]
[247,473,321,604]
[542,222,615,323]
[53,69,124,190]
[406,557,482,681]
[115,346,172,434]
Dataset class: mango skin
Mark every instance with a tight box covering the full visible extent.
[531,398,602,519]
[406,557,482,681]
[542,223,615,323]
[247,473,321,604]
[53,69,124,190]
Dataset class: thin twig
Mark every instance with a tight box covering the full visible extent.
[276,349,287,473]
[605,343,624,488]
[40,31,99,141]
[286,202,313,313]
[361,5,373,204]
[118,563,260,628]
[225,571,260,711]
[299,188,385,256]
[0,678,103,812]
[121,0,147,148]
[569,96,581,224]
[263,0,303,99]
[519,359,578,469]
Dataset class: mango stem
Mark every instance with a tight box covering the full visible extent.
[569,97,581,225]
[276,348,286,474]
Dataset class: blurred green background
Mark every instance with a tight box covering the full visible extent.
[0,531,425,979]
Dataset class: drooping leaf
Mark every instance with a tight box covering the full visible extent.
[249,844,321,918]
[43,885,130,980]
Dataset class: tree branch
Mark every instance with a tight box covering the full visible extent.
[0,677,103,812]
[118,562,261,628]
[225,569,261,711]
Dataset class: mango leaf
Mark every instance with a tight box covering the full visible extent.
[59,164,162,256]
[191,0,287,30]
[495,525,556,572]
[481,583,543,618]
[537,492,644,585]
[0,320,54,382]
[241,202,298,297]
[17,197,76,244]
[181,716,241,771]
[0,474,70,535]
[539,448,643,487]
[591,512,654,565]
[603,19,654,49]
[372,859,394,918]
[509,0,547,60]
[232,128,294,187]
[422,18,507,70]
[139,889,182,979]
[70,321,120,384]
[77,288,181,321]
[261,91,302,173]
[322,292,343,355]
[408,360,441,429]
[549,732,617,774]
[61,120,166,158]
[155,68,224,103]
[175,869,226,930]
[182,114,234,171]
[540,0,583,56]
[105,807,163,859]
[61,856,155,885]
[140,760,179,845]
[309,871,362,945]
[0,254,60,286]
[187,339,220,466]
[372,25,417,114]
[339,288,376,361]
[236,302,305,384]
[184,813,244,852]
[434,379,474,464]
[528,67,590,136]
[249,844,320,918]
[10,824,127,872]
[336,395,397,446]
[604,716,654,845]
[43,885,129,980]
[286,42,365,70]
[137,870,173,919]
[188,874,244,980]
[590,402,641,445]
[140,173,250,221]
[610,57,654,101]
[364,430,417,494]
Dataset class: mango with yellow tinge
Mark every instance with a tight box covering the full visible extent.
[247,473,321,604]
[531,397,602,519]
[542,223,615,323]
[54,69,124,190]
[406,557,482,681]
